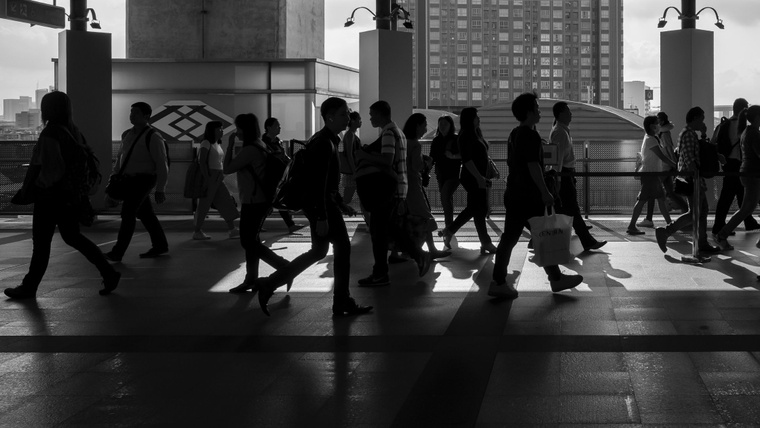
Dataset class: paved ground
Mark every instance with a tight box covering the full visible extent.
[0,214,759,426]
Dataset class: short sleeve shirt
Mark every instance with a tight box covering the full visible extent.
[506,126,544,196]
[640,135,665,172]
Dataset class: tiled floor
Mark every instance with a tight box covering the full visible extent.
[0,214,759,426]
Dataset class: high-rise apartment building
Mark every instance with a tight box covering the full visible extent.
[401,0,623,111]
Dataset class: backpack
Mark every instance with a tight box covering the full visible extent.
[713,116,738,158]
[249,144,289,202]
[699,138,720,179]
[59,127,102,197]
[121,127,171,168]
[272,142,313,212]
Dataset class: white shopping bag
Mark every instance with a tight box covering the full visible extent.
[528,207,574,267]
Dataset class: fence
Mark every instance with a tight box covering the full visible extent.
[0,138,743,216]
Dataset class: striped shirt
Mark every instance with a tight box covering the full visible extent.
[380,122,407,198]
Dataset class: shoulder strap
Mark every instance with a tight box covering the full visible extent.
[118,127,150,175]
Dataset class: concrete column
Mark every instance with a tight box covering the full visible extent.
[359,29,414,139]
[58,30,112,209]
[660,29,714,134]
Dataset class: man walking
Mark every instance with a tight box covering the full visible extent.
[549,102,606,252]
[256,97,372,317]
[105,102,169,261]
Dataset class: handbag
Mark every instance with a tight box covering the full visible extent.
[11,163,41,205]
[634,152,643,181]
[673,176,694,196]
[106,127,149,201]
[183,149,208,198]
[527,207,574,267]
[485,157,500,180]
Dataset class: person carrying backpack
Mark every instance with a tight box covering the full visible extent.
[104,102,169,262]
[711,98,760,235]
[255,97,373,317]
[4,91,121,299]
[223,113,291,293]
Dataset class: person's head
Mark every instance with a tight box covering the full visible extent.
[369,100,392,128]
[320,97,350,133]
[348,111,362,130]
[733,98,749,116]
[552,101,571,125]
[264,117,281,136]
[203,120,224,144]
[402,113,428,140]
[234,113,261,145]
[40,91,74,129]
[643,115,659,136]
[512,92,540,125]
[459,107,480,132]
[130,102,152,127]
[685,106,705,127]
[436,116,456,138]
[656,111,670,126]
[745,105,760,126]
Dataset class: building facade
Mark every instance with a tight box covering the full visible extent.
[623,80,651,117]
[402,0,623,111]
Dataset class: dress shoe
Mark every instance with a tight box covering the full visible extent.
[655,227,668,253]
[4,285,37,299]
[417,252,432,276]
[584,240,607,252]
[139,247,168,259]
[358,274,390,287]
[229,281,257,294]
[713,235,734,251]
[332,297,373,316]
[430,249,452,260]
[698,244,721,254]
[257,279,274,316]
[488,280,518,299]
[480,243,498,255]
[626,228,645,236]
[99,271,121,296]
[550,274,583,292]
[104,251,122,262]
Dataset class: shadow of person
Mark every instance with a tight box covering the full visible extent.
[10,298,50,336]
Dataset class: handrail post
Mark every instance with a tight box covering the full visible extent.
[583,140,590,218]
[681,168,710,263]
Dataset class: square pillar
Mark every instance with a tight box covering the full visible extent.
[660,29,714,133]
[58,30,112,209]
[359,29,414,138]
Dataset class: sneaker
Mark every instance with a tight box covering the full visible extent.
[99,271,121,296]
[288,223,306,234]
[549,274,583,292]
[357,274,390,287]
[104,251,122,263]
[626,228,645,236]
[655,227,668,253]
[714,235,734,251]
[193,231,211,240]
[488,280,518,299]
[139,247,168,259]
[636,219,654,228]
[228,228,240,239]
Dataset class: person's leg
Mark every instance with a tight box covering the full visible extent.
[492,211,524,285]
[19,200,57,291]
[57,205,117,280]
[713,161,740,234]
[439,178,459,228]
[644,199,655,222]
[356,175,395,278]
[664,175,689,213]
[137,197,168,251]
[698,189,711,247]
[327,208,351,300]
[447,187,475,235]
[279,210,295,228]
[194,172,221,233]
[656,197,672,224]
[208,171,239,229]
[471,187,493,247]
[265,212,330,289]
[110,191,146,257]
[735,178,760,229]
[558,177,595,247]
[628,198,647,230]
[719,178,760,239]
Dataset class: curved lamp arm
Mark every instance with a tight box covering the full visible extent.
[344,6,376,27]
[657,6,682,28]
[696,6,725,29]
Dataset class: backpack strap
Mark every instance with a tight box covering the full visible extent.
[117,127,150,175]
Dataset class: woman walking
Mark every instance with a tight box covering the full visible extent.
[4,91,121,299]
[429,116,461,229]
[224,114,290,293]
[193,121,240,240]
[439,107,497,254]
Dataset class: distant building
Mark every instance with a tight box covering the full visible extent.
[15,109,42,129]
[3,96,32,121]
[35,88,49,109]
[623,81,652,117]
[401,0,624,110]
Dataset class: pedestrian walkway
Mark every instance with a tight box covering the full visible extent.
[0,214,759,426]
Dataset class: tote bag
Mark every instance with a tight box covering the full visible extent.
[183,149,208,199]
[527,207,574,267]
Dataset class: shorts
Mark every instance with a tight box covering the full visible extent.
[637,175,665,200]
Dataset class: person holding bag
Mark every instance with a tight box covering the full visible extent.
[4,91,121,299]
[192,121,239,240]
[104,102,169,262]
[488,93,583,299]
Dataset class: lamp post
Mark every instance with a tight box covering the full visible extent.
[344,2,413,31]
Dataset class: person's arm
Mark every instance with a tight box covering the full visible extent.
[464,160,486,188]
[410,141,423,173]
[149,133,169,202]
[528,162,554,206]
[198,143,211,178]
[548,128,569,182]
[36,135,65,188]
[223,142,256,174]
[380,129,396,167]
[342,131,357,173]
[649,144,676,169]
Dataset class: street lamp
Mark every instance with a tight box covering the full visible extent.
[657,5,724,30]
[344,3,413,31]
[344,6,376,28]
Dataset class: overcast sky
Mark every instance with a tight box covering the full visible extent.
[2,0,759,115]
